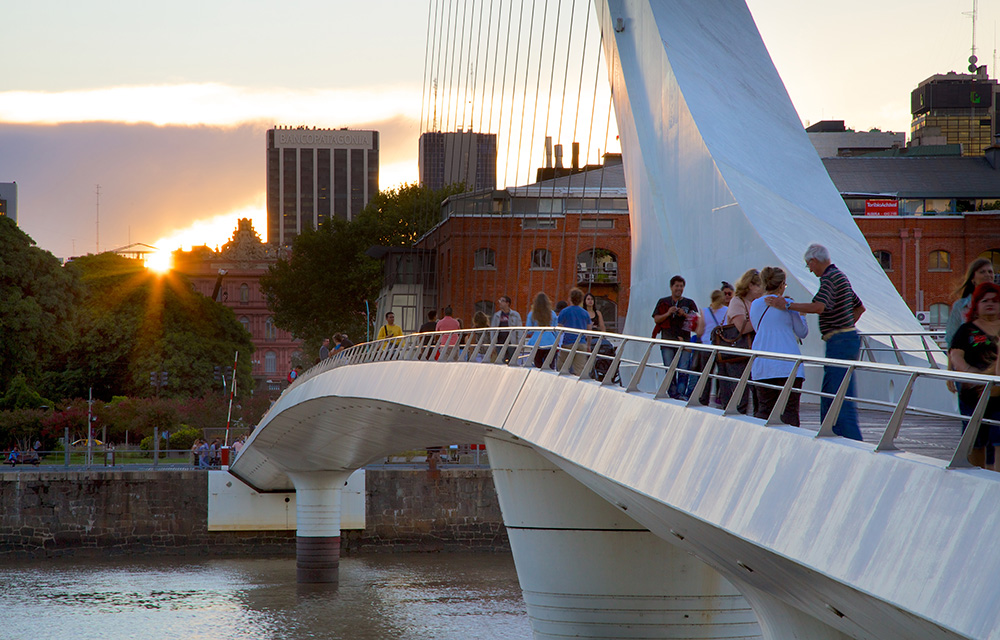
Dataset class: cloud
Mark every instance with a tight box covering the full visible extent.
[0,83,423,128]
[0,117,421,259]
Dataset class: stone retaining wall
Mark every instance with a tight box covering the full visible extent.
[0,468,507,558]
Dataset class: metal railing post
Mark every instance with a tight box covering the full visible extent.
[153,427,159,469]
[686,349,717,407]
[541,331,563,370]
[601,341,626,387]
[875,372,919,451]
[64,427,70,468]
[764,360,802,426]
[625,343,654,393]
[654,345,684,399]
[723,356,756,416]
[948,380,995,468]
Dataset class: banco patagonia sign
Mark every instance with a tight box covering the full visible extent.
[275,130,373,149]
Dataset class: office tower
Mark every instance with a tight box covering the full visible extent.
[266,127,379,247]
[418,131,497,192]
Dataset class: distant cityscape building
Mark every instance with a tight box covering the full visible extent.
[910,72,999,156]
[0,182,17,223]
[418,131,497,192]
[266,126,379,247]
[806,121,905,158]
[173,219,302,396]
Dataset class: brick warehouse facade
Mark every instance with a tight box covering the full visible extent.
[855,213,1000,323]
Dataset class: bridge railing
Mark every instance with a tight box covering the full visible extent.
[291,327,998,470]
[858,330,947,368]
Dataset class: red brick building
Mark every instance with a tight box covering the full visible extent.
[375,160,632,333]
[173,220,301,395]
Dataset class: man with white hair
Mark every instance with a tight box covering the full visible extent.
[766,243,865,441]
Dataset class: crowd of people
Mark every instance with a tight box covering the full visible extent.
[318,242,999,460]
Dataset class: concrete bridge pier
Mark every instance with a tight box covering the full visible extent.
[287,470,352,583]
[486,430,762,639]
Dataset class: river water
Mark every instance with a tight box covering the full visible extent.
[0,553,532,640]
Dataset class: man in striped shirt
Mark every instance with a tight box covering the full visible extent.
[766,244,866,440]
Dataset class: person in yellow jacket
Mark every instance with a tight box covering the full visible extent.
[376,311,404,349]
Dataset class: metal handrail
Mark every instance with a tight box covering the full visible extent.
[279,327,1000,471]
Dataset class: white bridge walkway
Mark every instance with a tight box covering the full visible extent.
[231,329,1000,640]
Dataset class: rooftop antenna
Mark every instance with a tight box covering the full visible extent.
[965,0,979,73]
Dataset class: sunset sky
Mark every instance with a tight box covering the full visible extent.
[1,0,995,261]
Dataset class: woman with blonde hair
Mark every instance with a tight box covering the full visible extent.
[719,268,763,413]
[526,292,558,368]
[749,267,808,425]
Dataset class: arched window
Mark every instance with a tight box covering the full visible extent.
[530,248,552,270]
[928,303,950,326]
[979,249,1000,279]
[239,283,250,303]
[265,317,277,341]
[264,351,277,374]
[928,250,951,271]
[872,250,892,271]
[474,248,496,270]
[475,300,495,317]
[239,316,251,335]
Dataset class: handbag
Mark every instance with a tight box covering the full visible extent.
[712,298,757,364]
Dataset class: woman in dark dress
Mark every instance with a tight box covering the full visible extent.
[949,282,1000,469]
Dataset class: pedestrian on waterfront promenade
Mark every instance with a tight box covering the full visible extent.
[376,312,403,350]
[190,439,202,466]
[720,269,763,413]
[766,244,866,441]
[491,295,522,364]
[526,292,558,369]
[435,306,461,360]
[651,275,701,400]
[319,337,331,360]
[698,289,729,406]
[584,293,606,333]
[750,267,808,426]
[949,281,1000,469]
[945,258,996,346]
[556,287,593,375]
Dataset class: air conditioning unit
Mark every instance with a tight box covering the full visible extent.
[604,262,618,272]
[915,310,930,325]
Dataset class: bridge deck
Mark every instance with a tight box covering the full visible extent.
[799,406,961,461]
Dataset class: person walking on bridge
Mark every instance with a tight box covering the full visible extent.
[766,244,865,441]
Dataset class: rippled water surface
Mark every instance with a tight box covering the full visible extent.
[0,553,531,640]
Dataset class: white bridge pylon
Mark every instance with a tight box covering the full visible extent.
[231,357,1000,640]
[597,1,930,363]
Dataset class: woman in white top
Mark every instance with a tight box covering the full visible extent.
[749,266,808,426]
[698,289,728,406]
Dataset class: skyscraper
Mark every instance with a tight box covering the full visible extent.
[910,72,999,156]
[418,131,497,192]
[266,127,379,247]
[0,182,17,223]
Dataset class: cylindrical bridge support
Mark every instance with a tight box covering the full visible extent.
[288,470,352,584]
[486,431,761,639]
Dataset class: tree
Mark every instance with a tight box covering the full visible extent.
[48,253,255,401]
[0,217,80,394]
[261,182,462,344]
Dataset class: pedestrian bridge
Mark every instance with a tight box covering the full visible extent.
[231,329,1000,640]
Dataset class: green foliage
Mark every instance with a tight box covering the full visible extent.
[48,253,254,401]
[261,182,463,344]
[0,217,80,393]
[139,426,200,452]
[0,374,53,410]
[0,408,45,450]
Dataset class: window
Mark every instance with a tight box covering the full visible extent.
[239,283,250,303]
[265,317,277,341]
[522,218,558,229]
[537,198,563,213]
[264,351,277,374]
[928,250,951,271]
[580,219,615,229]
[474,248,496,270]
[239,316,251,335]
[392,293,417,332]
[531,249,552,270]
[873,250,892,271]
[475,300,495,317]
[928,303,950,326]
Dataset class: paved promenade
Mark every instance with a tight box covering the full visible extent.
[798,406,961,462]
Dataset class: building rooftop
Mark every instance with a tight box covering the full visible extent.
[822,156,1000,199]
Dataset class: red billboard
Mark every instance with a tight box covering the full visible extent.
[865,199,898,216]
